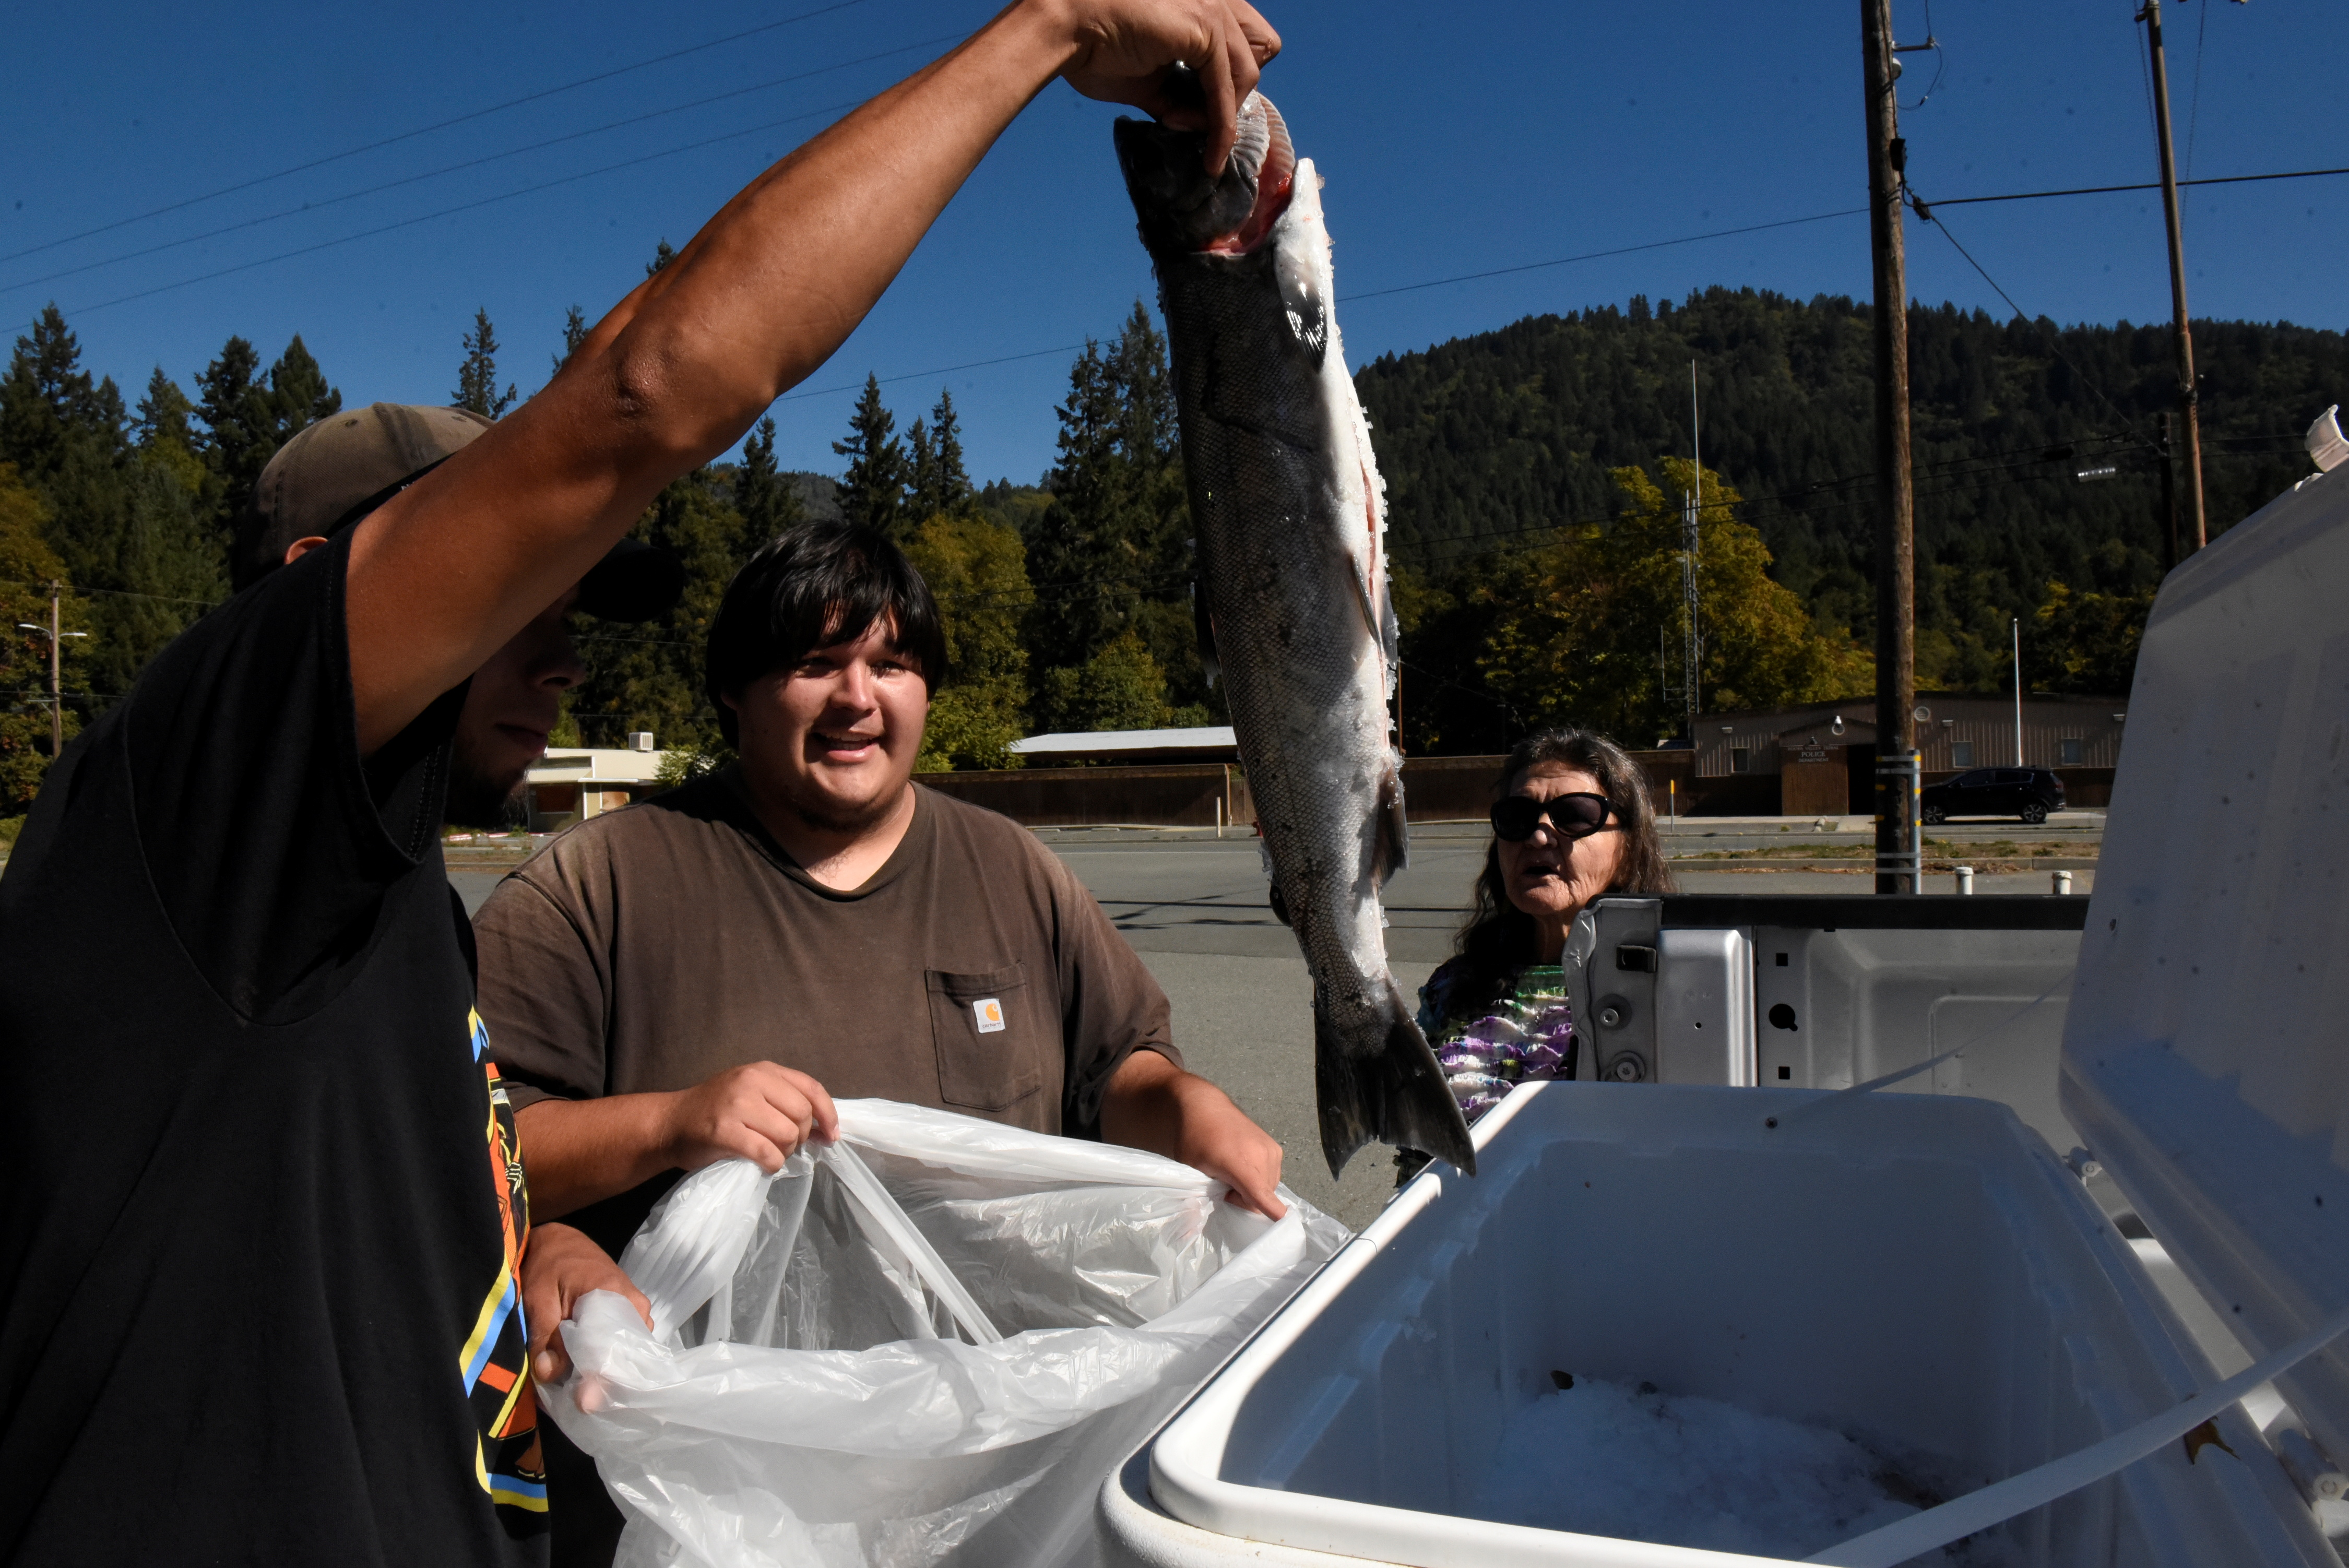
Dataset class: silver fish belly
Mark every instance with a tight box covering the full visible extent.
[1116,96,1475,1179]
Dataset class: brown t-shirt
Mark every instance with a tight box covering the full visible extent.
[472,771,1176,1172]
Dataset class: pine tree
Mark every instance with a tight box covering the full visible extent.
[832,375,906,536]
[134,367,195,450]
[552,304,589,374]
[646,240,678,278]
[734,415,803,544]
[0,305,124,489]
[266,335,341,436]
[453,308,517,419]
[908,387,974,521]
[195,336,271,523]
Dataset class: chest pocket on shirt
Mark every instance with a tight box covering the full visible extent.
[926,962,1047,1111]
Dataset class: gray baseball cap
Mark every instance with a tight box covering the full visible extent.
[235,402,684,621]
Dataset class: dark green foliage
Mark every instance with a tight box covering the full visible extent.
[833,375,907,536]
[1022,302,1212,729]
[193,333,340,529]
[909,388,974,521]
[568,469,752,754]
[733,415,804,548]
[1361,288,2347,746]
[135,366,195,449]
[0,313,227,709]
[647,239,678,277]
[554,305,589,374]
[453,308,517,419]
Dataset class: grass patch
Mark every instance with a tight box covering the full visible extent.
[1679,845,1870,860]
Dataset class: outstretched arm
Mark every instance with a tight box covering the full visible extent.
[346,0,1279,753]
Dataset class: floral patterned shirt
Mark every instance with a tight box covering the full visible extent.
[1416,957,1577,1121]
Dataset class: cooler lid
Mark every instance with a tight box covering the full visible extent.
[2061,461,2349,1463]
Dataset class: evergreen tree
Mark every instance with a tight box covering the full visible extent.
[194,336,271,524]
[734,415,803,544]
[266,335,341,435]
[907,387,974,521]
[568,469,749,755]
[0,467,92,806]
[134,367,195,450]
[832,375,906,536]
[0,305,126,490]
[453,308,517,419]
[553,305,589,374]
[1021,305,1207,730]
[646,239,678,277]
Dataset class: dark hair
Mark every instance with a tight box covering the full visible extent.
[703,521,948,746]
[1448,728,1675,1017]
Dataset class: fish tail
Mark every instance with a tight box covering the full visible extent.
[1314,978,1477,1179]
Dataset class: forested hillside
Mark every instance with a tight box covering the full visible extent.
[4,280,2341,821]
[1361,288,2345,750]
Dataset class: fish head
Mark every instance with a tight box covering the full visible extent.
[1114,89,1295,258]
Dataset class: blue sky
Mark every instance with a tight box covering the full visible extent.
[7,1,2342,488]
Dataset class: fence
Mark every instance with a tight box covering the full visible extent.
[916,755,2118,827]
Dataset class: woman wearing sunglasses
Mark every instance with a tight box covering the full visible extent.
[1408,729,1674,1161]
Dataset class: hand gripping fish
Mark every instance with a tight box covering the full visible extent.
[1116,92,1476,1179]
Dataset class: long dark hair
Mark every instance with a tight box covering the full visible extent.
[1448,728,1675,1017]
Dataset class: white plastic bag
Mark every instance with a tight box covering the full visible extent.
[539,1099,1350,1568]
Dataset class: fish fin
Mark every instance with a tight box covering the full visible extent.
[1374,762,1409,885]
[1315,978,1477,1180]
[1276,246,1328,366]
[1192,579,1219,688]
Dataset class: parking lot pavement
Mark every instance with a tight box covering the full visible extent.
[446,822,2093,1232]
[1137,948,1431,1230]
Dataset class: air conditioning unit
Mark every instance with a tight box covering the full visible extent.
[627,731,656,752]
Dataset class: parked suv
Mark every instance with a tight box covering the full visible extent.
[1919,767,2067,824]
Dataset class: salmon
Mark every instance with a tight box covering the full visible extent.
[1114,93,1476,1179]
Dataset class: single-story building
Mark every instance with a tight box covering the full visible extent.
[1680,695,2129,814]
[1696,695,2127,777]
[1008,726,1240,767]
[525,737,668,831]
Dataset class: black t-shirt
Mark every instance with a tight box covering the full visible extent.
[0,536,547,1565]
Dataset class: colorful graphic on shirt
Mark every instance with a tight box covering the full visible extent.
[460,1007,546,1522]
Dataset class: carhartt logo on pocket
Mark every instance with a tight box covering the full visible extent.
[972,998,1005,1034]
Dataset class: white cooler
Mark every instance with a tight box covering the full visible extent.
[1098,459,2349,1566]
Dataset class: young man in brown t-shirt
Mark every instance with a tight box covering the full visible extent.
[477,522,1284,1223]
[475,522,1286,1563]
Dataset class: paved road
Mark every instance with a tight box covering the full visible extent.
[452,824,2098,1230]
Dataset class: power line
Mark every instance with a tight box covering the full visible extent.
[58,97,871,319]
[1919,165,2349,211]
[1,0,873,267]
[3,33,960,299]
[1342,209,1868,303]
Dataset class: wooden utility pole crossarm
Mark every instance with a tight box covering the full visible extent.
[1863,0,1919,894]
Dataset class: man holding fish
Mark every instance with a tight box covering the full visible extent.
[0,2,1279,1564]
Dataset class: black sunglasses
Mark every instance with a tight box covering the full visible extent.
[1491,792,1617,842]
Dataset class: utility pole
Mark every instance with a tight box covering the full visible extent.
[2140,0,2208,551]
[48,583,60,757]
[1864,0,1919,894]
[18,581,86,757]
[2012,617,2023,766]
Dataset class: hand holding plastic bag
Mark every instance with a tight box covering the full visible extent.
[540,1099,1349,1568]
